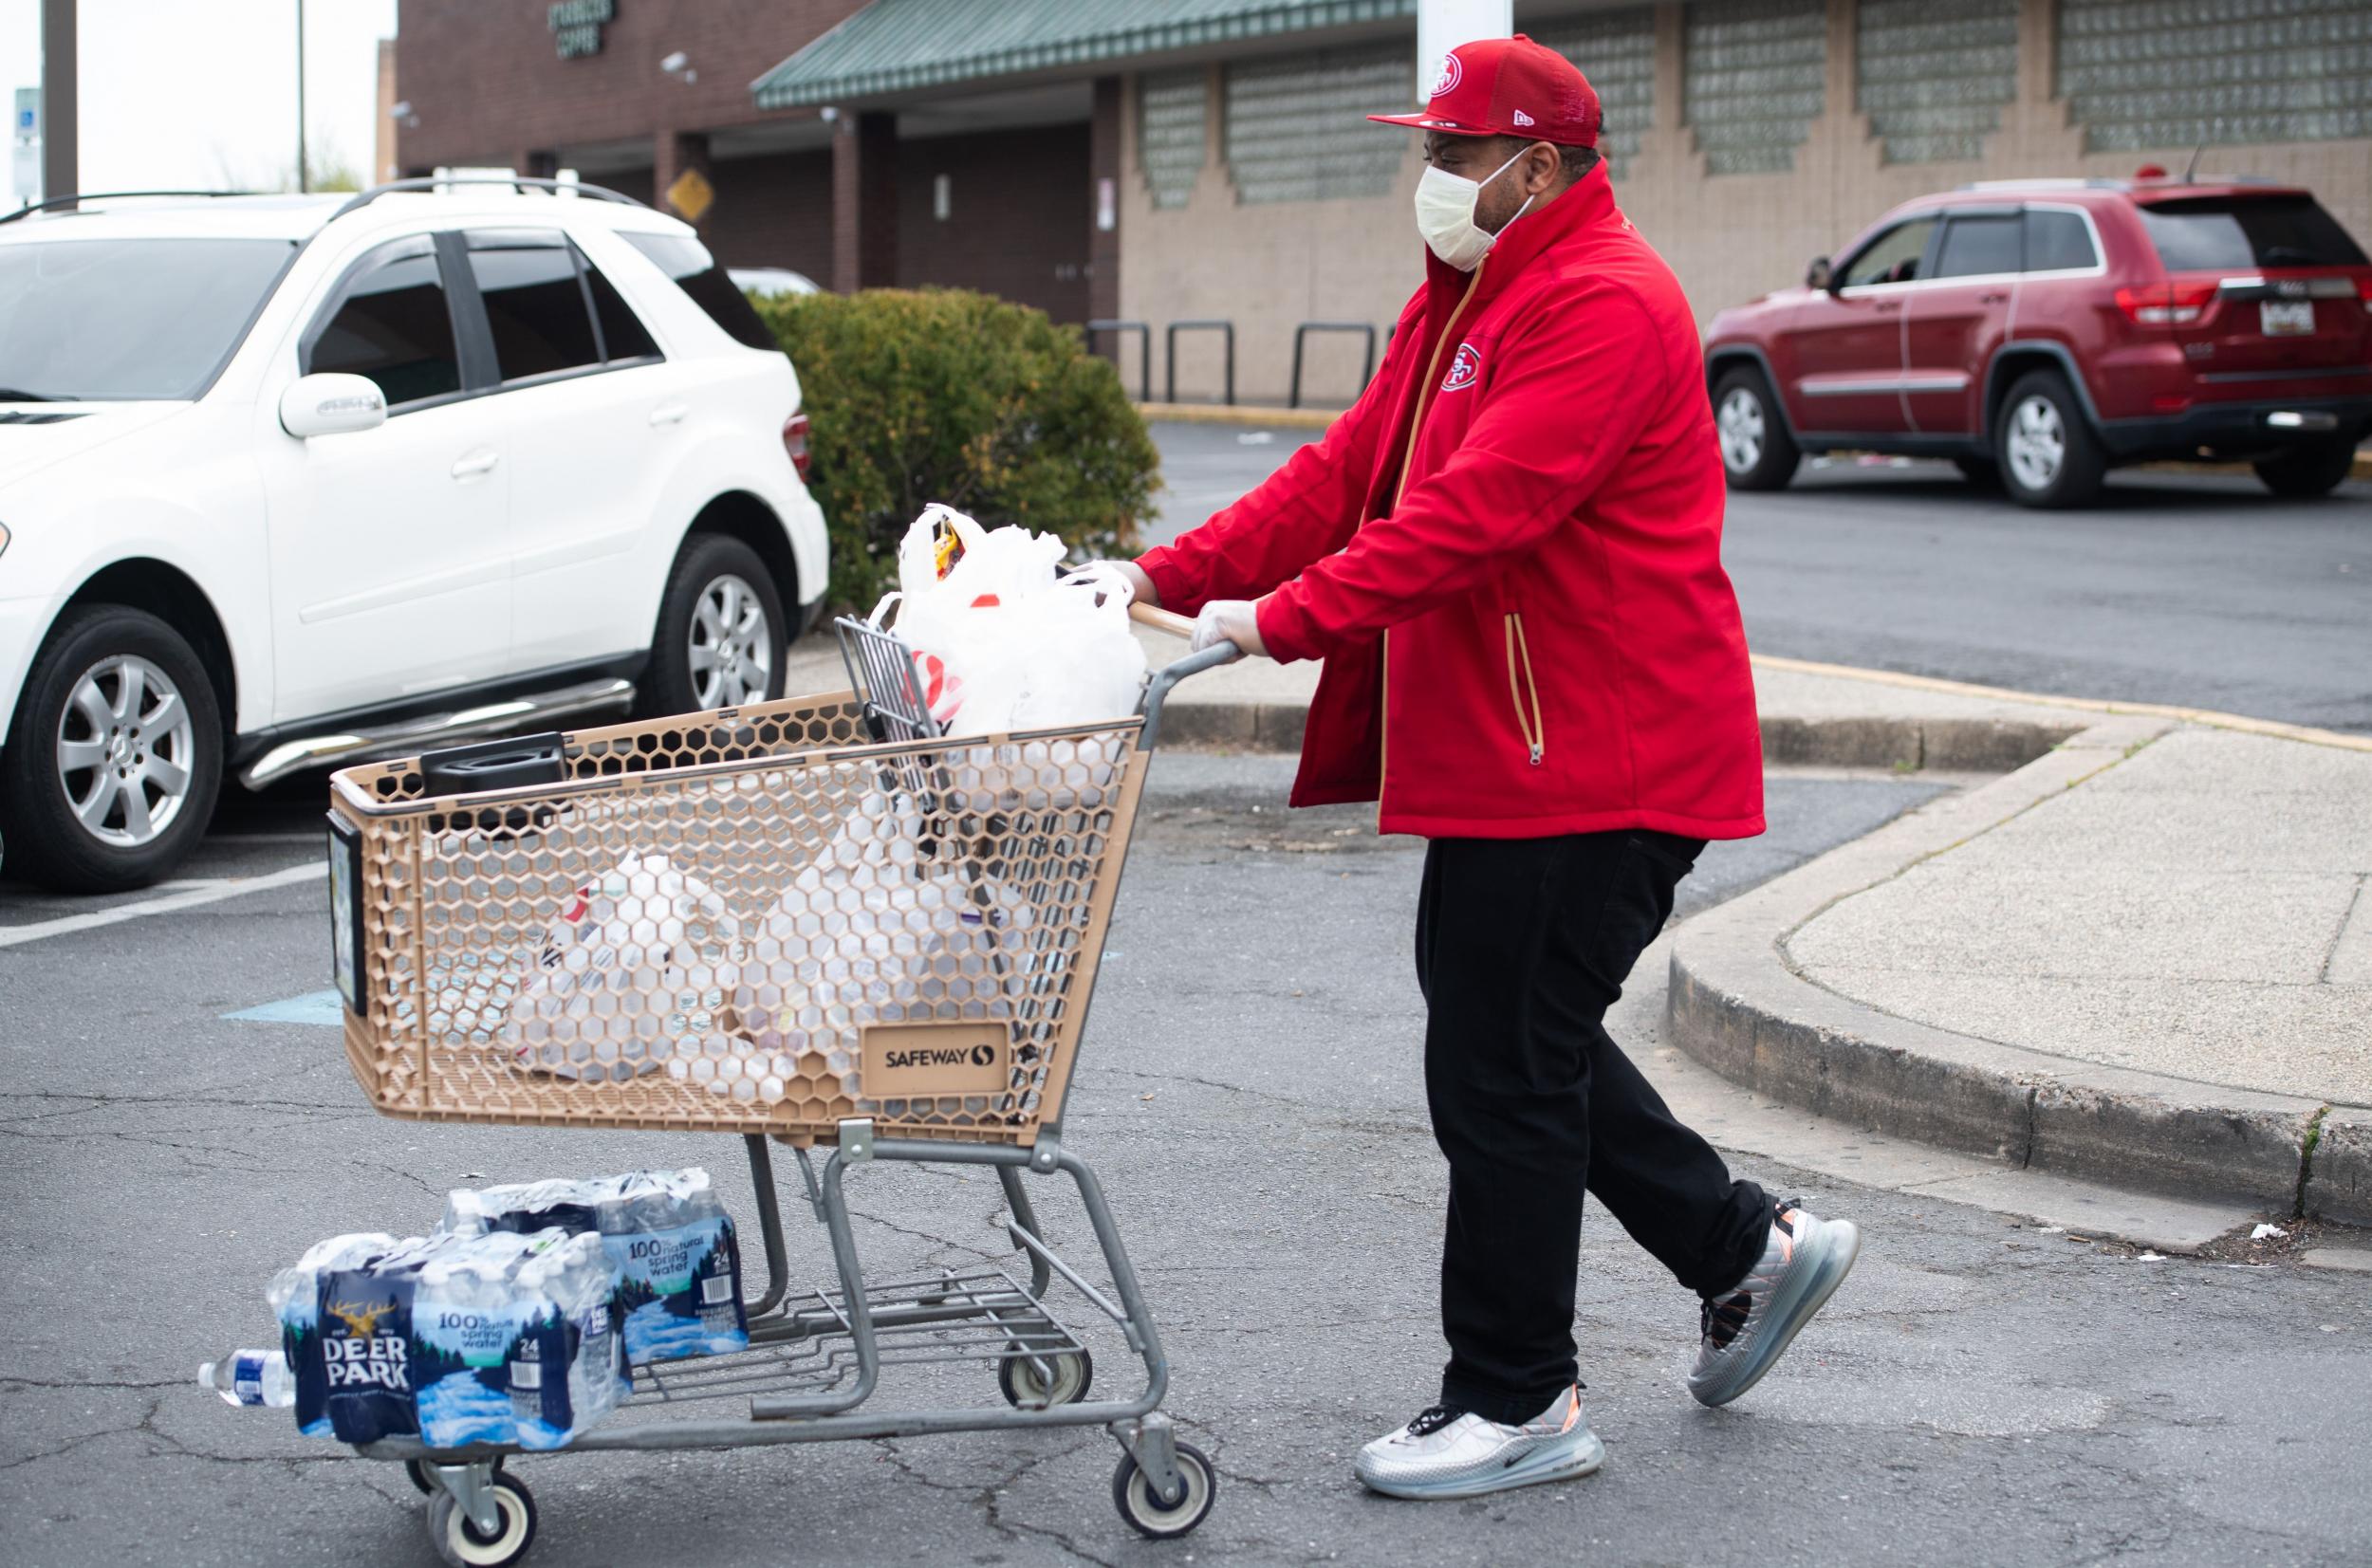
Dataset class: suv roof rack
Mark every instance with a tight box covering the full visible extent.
[1958,177,2128,193]
[0,189,265,225]
[328,175,650,222]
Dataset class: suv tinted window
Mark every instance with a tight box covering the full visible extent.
[306,236,462,408]
[2138,195,2369,271]
[1841,218,1937,288]
[622,231,779,351]
[584,258,661,363]
[0,236,292,401]
[466,231,601,381]
[2024,210,2098,273]
[1933,214,2021,280]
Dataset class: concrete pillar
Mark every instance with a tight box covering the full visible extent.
[831,111,899,293]
[655,129,712,227]
[1088,77,1123,325]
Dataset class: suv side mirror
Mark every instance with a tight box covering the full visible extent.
[280,373,387,438]
[1805,255,1833,291]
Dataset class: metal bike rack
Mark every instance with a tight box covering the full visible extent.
[1288,321,1379,409]
[1164,319,1235,406]
[1084,319,1152,403]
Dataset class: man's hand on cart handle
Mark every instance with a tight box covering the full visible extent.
[1191,600,1267,658]
[1078,560,1159,607]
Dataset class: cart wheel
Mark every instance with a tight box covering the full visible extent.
[997,1345,1093,1409]
[408,1455,506,1495]
[426,1474,537,1568]
[1111,1441,1215,1540]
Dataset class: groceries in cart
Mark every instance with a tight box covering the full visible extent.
[735,789,1036,1105]
[505,852,742,1083]
[872,505,1147,736]
[262,1228,620,1450]
[443,1168,749,1366]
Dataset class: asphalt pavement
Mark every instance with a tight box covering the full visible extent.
[6,757,2369,1567]
[1143,423,2372,733]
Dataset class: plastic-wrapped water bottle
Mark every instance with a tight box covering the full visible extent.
[199,1350,294,1408]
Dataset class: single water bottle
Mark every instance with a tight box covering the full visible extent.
[199,1350,294,1408]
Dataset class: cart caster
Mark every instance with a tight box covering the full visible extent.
[1111,1440,1215,1540]
[998,1345,1093,1409]
[426,1473,537,1568]
[408,1454,505,1495]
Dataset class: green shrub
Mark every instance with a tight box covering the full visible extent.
[752,288,1158,613]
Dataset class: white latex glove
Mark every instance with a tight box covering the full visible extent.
[1191,600,1266,657]
[1074,560,1158,608]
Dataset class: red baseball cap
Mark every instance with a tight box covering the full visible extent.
[1368,33,1601,146]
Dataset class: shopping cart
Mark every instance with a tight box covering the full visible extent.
[320,598,1234,1566]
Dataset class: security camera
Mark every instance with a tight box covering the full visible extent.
[659,51,688,73]
[389,100,412,120]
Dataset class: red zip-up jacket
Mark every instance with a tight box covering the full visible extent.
[1136,164,1764,840]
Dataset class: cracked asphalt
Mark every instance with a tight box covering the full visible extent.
[4,754,2368,1567]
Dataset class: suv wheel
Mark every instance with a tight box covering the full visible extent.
[2253,437,2358,498]
[1995,371,2105,508]
[1712,367,1800,491]
[640,533,788,718]
[1,606,224,893]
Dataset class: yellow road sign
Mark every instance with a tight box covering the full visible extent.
[665,166,714,225]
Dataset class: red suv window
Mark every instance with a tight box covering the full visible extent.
[2138,195,2367,271]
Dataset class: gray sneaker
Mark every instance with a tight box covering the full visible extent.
[1688,1199,1860,1408]
[1355,1385,1604,1500]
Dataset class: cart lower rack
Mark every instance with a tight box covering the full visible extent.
[320,601,1233,1565]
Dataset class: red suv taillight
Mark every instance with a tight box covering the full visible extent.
[782,412,811,481]
[2114,281,2218,325]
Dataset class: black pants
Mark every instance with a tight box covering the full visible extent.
[1415,829,1770,1424]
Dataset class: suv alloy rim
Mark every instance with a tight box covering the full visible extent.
[690,573,772,709]
[2006,394,2066,492]
[56,654,197,848]
[1717,386,1765,472]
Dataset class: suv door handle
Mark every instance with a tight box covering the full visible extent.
[1978,291,2010,304]
[450,450,501,480]
[648,402,690,427]
[1874,300,1902,313]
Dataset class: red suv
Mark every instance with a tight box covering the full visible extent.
[1702,177,2372,507]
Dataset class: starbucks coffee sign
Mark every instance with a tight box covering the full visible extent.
[550,0,614,59]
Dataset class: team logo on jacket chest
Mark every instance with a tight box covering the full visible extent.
[1441,341,1482,392]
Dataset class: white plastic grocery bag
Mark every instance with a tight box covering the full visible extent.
[505,852,742,1083]
[874,506,1144,739]
[732,790,1033,1109]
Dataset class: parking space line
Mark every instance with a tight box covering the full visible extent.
[224,988,345,1025]
[0,862,321,950]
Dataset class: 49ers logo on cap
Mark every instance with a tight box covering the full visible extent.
[1442,342,1482,392]
[1430,50,1463,99]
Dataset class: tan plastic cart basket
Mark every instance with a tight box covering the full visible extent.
[325,691,1150,1147]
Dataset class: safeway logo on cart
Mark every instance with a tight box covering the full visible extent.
[862,1022,1008,1094]
[1442,341,1482,392]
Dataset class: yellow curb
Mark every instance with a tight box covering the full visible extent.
[1750,653,2372,754]
[1136,401,1337,430]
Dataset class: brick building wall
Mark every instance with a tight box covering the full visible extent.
[701,150,836,280]
[1120,0,2372,407]
[393,0,856,174]
[896,125,1094,323]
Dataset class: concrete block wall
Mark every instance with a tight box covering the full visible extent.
[1118,0,2372,410]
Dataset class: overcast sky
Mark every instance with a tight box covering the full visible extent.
[4,0,398,199]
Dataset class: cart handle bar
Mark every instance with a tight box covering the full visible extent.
[1128,600,1240,751]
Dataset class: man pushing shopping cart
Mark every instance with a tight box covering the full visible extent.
[1098,34,1860,1502]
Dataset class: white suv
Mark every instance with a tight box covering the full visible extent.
[0,180,829,892]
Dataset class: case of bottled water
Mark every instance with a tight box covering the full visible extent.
[441,1166,748,1371]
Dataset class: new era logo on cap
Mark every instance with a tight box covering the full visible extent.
[1368,34,1602,148]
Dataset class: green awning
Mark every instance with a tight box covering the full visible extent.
[752,0,1418,109]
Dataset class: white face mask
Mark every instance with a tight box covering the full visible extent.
[1414,147,1534,270]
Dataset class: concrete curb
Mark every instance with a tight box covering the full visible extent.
[1663,712,2360,1223]
[1166,696,2079,772]
[1138,404,2372,480]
